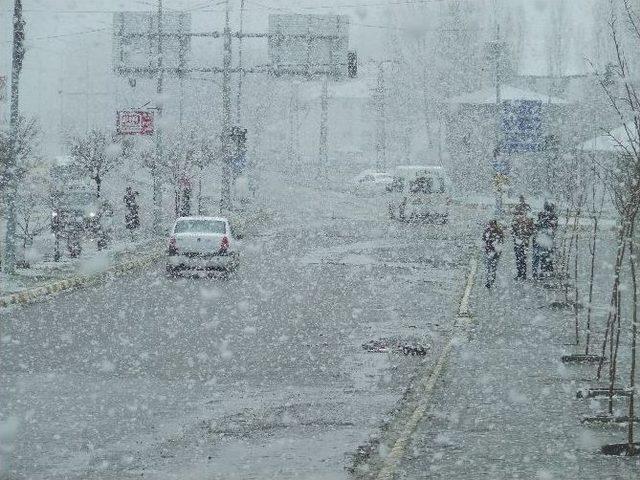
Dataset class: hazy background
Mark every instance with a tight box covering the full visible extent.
[0,0,606,156]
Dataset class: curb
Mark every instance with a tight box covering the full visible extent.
[0,250,164,309]
[349,257,478,479]
[0,209,270,309]
[374,257,478,480]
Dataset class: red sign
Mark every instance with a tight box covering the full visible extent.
[116,110,154,135]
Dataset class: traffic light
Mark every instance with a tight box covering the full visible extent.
[348,51,357,78]
[231,126,247,151]
[230,126,248,172]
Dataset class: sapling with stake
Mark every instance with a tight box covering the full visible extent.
[585,175,606,356]
[627,224,637,453]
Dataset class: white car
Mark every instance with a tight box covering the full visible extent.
[387,165,452,223]
[166,216,240,276]
[352,170,393,195]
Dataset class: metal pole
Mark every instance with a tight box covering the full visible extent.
[179,76,184,127]
[493,22,504,217]
[236,0,245,125]
[375,62,386,171]
[85,52,90,129]
[318,73,328,176]
[220,0,233,211]
[2,0,25,274]
[293,83,300,169]
[153,0,164,234]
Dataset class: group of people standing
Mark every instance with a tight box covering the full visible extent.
[482,196,559,288]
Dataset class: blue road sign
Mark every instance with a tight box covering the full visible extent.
[501,100,543,154]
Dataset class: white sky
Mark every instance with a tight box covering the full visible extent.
[0,0,601,152]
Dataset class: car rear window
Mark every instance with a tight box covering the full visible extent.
[174,219,226,234]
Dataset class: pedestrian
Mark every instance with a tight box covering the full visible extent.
[511,211,534,280]
[483,219,505,289]
[124,186,140,239]
[533,201,558,278]
[513,194,531,217]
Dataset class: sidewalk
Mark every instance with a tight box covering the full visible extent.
[394,255,640,479]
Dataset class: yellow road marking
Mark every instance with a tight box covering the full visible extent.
[375,257,478,480]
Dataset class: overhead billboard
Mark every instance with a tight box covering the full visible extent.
[112,11,191,76]
[268,14,350,78]
[116,110,154,135]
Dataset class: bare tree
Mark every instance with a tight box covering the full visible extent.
[0,115,39,190]
[15,187,49,265]
[162,132,197,217]
[592,3,640,452]
[68,129,131,198]
[584,163,607,356]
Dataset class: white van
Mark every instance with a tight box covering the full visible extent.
[387,165,452,223]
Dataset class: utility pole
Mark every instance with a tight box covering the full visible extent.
[153,0,165,234]
[318,73,329,177]
[220,0,233,212]
[493,22,505,217]
[2,0,25,274]
[288,82,301,169]
[375,62,386,171]
[152,0,165,233]
[236,0,245,126]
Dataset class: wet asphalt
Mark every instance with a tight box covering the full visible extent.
[0,178,476,479]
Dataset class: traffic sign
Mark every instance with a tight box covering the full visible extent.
[501,100,543,153]
[116,110,154,135]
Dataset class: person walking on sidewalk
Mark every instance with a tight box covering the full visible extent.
[513,194,531,217]
[483,219,504,288]
[511,209,534,280]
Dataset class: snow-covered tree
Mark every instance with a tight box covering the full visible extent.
[68,129,132,198]
[0,115,39,190]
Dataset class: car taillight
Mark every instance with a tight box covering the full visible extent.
[168,236,178,255]
[219,235,229,253]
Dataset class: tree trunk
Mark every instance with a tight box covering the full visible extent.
[628,227,637,454]
[564,210,580,303]
[609,287,622,415]
[585,215,599,355]
[95,175,101,198]
[574,226,580,345]
[597,223,628,380]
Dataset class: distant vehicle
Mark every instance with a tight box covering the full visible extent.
[166,216,240,277]
[49,160,98,258]
[387,165,452,223]
[352,169,393,195]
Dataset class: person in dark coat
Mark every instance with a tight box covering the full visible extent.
[532,201,558,278]
[511,211,535,280]
[513,194,532,217]
[483,219,505,289]
[124,186,140,236]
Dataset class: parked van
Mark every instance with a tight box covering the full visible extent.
[387,165,452,223]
